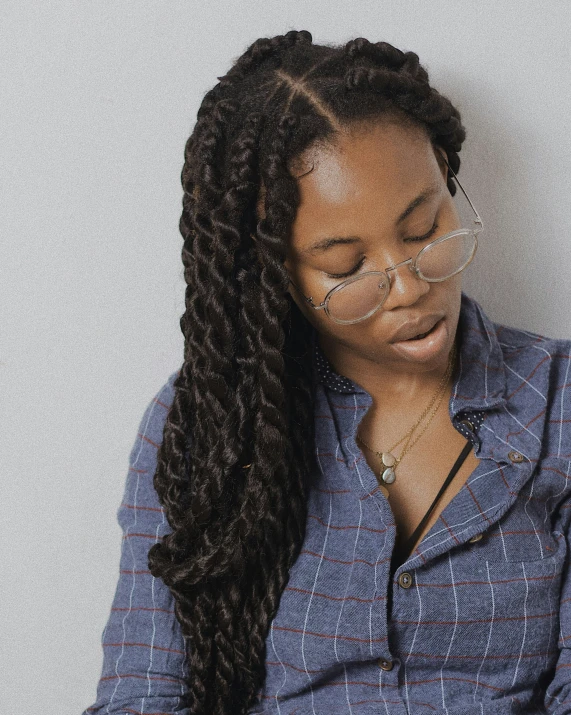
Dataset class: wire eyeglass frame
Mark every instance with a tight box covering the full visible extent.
[287,157,484,325]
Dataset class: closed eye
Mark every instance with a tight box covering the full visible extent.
[325,222,440,280]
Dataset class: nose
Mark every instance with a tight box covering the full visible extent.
[382,258,430,310]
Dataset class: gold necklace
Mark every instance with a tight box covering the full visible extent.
[356,342,457,496]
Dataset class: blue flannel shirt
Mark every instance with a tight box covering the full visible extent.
[82,291,571,714]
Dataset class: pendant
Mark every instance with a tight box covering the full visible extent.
[381,452,396,467]
[381,467,396,484]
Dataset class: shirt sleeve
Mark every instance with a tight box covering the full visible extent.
[544,492,571,714]
[81,374,190,715]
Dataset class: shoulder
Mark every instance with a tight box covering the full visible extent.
[118,371,179,530]
[461,291,570,362]
[127,371,179,462]
[459,292,571,400]
[491,317,571,379]
[489,314,571,458]
[458,294,571,455]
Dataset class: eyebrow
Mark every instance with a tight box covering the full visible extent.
[303,183,441,254]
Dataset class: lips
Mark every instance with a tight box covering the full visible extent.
[390,315,445,343]
[408,326,435,340]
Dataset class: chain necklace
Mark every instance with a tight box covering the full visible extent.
[356,342,457,497]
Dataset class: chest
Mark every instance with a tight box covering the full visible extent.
[359,413,481,555]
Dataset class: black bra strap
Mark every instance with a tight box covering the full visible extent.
[395,439,473,563]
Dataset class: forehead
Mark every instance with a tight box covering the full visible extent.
[288,121,441,250]
[294,121,435,203]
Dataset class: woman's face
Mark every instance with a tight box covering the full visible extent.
[283,120,464,377]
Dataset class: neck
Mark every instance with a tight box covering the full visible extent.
[355,373,456,456]
[317,334,458,410]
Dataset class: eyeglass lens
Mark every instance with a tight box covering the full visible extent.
[326,232,476,324]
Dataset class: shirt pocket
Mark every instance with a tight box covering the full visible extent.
[440,530,566,694]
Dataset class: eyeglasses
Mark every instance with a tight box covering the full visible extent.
[287,158,483,325]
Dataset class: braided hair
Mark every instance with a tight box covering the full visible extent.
[147,30,467,714]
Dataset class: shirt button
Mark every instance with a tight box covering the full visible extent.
[508,450,525,463]
[468,533,483,543]
[397,571,414,588]
[378,657,394,671]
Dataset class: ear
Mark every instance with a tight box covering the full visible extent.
[433,145,449,181]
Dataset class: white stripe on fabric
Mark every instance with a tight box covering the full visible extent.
[301,446,331,715]
[473,561,495,703]
[545,558,557,676]
[519,329,548,342]
[403,573,423,712]
[141,513,165,709]
[107,384,167,712]
[177,645,187,710]
[497,521,508,561]
[545,584,567,707]
[559,346,571,457]
[417,503,502,553]
[269,622,286,714]
[107,449,141,709]
[544,462,570,528]
[450,347,463,414]
[523,464,544,558]
[498,341,519,350]
[377,666,391,715]
[469,463,504,486]
[440,553,459,710]
[511,561,529,687]
[333,441,360,715]
[476,302,494,404]
[503,361,547,403]
[502,403,541,444]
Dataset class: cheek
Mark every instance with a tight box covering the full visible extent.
[436,276,463,330]
[447,273,464,303]
[430,271,463,302]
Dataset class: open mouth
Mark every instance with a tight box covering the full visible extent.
[406,319,442,341]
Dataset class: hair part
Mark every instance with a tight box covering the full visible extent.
[147,29,466,714]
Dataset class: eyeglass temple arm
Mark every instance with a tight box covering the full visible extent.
[287,278,325,309]
[443,157,484,232]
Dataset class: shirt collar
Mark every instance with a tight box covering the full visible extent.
[311,291,508,419]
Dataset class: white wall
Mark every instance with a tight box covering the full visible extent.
[2,1,571,712]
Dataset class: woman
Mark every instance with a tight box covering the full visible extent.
[83,31,571,714]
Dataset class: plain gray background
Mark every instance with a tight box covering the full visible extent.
[2,1,571,713]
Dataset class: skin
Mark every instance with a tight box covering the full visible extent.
[284,120,462,405]
[254,119,480,549]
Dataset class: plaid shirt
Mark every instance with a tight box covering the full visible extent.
[83,291,571,715]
